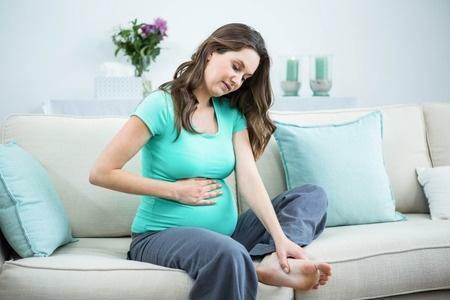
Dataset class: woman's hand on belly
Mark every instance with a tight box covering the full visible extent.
[154,180,238,235]
[169,177,223,205]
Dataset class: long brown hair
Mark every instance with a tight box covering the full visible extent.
[159,23,275,160]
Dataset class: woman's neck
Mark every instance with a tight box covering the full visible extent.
[193,84,213,108]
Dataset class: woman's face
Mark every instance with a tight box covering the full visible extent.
[204,48,260,97]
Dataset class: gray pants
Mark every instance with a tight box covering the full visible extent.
[127,184,328,300]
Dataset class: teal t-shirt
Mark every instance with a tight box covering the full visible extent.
[130,90,247,236]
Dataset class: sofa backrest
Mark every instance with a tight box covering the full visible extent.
[422,103,450,167]
[0,114,237,238]
[1,115,141,238]
[238,104,433,215]
[1,103,447,238]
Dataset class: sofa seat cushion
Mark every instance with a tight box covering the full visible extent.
[0,214,449,300]
[298,213,450,299]
[0,237,292,300]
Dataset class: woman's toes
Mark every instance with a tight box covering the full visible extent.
[317,262,332,275]
[322,275,330,282]
[317,273,329,286]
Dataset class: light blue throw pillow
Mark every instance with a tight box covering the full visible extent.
[0,142,77,257]
[273,111,406,227]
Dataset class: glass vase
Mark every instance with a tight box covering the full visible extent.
[141,71,152,98]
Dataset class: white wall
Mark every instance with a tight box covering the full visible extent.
[1,0,449,121]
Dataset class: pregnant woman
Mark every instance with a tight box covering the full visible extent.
[89,23,332,300]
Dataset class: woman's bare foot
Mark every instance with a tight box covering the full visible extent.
[256,252,332,291]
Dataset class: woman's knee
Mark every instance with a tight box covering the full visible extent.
[312,184,328,207]
[294,184,328,208]
[215,238,252,263]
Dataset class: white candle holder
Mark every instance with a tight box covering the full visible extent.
[281,81,301,96]
[310,79,332,96]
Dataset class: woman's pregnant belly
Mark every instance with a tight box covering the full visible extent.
[143,179,238,236]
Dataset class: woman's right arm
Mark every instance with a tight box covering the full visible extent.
[89,116,174,199]
[89,116,222,204]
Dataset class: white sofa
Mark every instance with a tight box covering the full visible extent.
[0,103,449,300]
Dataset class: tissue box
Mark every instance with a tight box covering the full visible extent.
[94,76,143,100]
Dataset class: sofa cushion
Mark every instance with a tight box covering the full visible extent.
[416,166,450,220]
[0,236,292,300]
[297,213,450,299]
[0,214,448,300]
[0,142,75,258]
[239,105,432,215]
[273,111,405,227]
[422,103,450,167]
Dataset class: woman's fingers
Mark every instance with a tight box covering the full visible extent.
[183,178,224,205]
[202,190,223,199]
[193,192,221,205]
[209,183,222,191]
[201,182,221,192]
[196,178,221,186]
[197,199,217,205]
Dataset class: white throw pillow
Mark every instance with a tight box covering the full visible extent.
[416,166,450,220]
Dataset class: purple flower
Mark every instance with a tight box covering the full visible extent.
[140,24,157,36]
[153,17,167,36]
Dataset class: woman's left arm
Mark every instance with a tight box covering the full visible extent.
[233,129,307,273]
